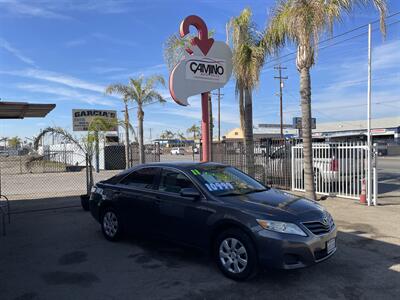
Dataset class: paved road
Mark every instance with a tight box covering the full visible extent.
[377,156,400,204]
[1,196,399,300]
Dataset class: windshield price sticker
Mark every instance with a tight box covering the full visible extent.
[205,182,234,192]
[191,169,201,175]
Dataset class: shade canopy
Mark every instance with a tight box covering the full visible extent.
[0,102,56,119]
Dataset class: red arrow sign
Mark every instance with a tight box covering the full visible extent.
[180,15,214,56]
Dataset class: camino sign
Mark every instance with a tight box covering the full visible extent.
[72,109,117,131]
[169,15,233,161]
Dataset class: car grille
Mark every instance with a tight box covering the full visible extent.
[302,214,335,235]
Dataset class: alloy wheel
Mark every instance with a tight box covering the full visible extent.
[103,211,118,238]
[219,238,248,274]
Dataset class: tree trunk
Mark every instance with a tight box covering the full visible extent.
[299,67,316,200]
[138,107,145,164]
[124,102,130,169]
[239,86,245,132]
[244,87,255,177]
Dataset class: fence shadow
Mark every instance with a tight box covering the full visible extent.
[8,195,81,214]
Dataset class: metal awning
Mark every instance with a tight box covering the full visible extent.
[0,102,56,119]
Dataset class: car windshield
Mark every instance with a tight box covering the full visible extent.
[189,165,268,196]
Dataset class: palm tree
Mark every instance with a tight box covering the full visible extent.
[8,136,21,149]
[227,8,266,176]
[33,117,122,192]
[163,30,214,71]
[105,85,132,169]
[265,0,386,200]
[176,131,186,141]
[106,76,166,164]
[160,130,175,140]
[187,124,201,141]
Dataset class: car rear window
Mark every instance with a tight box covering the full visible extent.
[119,167,159,189]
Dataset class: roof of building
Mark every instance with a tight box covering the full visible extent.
[314,117,400,133]
[0,102,56,119]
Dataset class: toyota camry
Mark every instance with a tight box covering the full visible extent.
[89,162,337,280]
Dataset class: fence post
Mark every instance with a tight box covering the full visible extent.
[372,146,378,206]
[85,153,89,195]
[19,156,23,174]
[291,146,295,191]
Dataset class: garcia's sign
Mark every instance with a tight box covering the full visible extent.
[72,109,117,131]
[185,56,226,83]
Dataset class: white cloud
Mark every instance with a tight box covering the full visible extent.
[65,39,86,48]
[17,83,115,106]
[92,33,137,47]
[107,63,168,81]
[0,0,69,19]
[2,68,106,93]
[91,66,127,74]
[0,37,36,66]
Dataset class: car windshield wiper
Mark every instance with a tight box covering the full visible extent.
[218,191,243,197]
[242,188,269,195]
[218,188,268,197]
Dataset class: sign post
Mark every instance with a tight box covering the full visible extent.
[169,15,232,162]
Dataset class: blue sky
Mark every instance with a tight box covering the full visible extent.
[0,0,399,143]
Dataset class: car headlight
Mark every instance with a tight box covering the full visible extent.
[256,219,307,236]
[91,186,103,195]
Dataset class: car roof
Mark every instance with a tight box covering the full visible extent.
[142,161,226,170]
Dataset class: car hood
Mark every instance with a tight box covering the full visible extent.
[224,188,326,221]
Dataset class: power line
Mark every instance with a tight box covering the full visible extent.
[263,12,400,68]
[281,99,400,114]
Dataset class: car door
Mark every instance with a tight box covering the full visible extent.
[154,168,214,248]
[116,167,161,234]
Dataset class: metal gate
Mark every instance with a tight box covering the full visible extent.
[292,141,376,201]
[210,139,296,190]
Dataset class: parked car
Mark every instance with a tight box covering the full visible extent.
[89,162,337,280]
[375,142,388,156]
[275,143,358,184]
[170,147,185,155]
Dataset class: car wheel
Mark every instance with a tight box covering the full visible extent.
[101,208,122,241]
[214,228,258,281]
[80,194,90,211]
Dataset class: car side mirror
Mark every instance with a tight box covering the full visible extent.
[180,188,200,200]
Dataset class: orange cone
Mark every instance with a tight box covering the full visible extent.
[360,178,366,204]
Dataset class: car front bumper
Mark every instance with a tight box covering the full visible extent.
[254,227,337,269]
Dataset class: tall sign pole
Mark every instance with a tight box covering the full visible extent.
[169,15,233,162]
[367,24,372,206]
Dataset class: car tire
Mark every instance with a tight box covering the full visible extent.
[214,228,258,281]
[80,194,90,211]
[101,208,123,242]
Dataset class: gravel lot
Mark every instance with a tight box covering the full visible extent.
[1,195,399,300]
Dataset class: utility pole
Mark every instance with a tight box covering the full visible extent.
[274,65,288,138]
[212,89,224,142]
[149,128,152,142]
[208,94,213,160]
[367,24,373,206]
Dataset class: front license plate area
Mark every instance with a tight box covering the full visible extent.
[327,238,336,254]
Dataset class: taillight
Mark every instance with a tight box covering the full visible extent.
[330,158,338,171]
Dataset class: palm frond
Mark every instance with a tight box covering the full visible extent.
[34,127,84,153]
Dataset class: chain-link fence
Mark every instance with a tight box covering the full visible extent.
[209,139,298,190]
[0,139,297,201]
[0,141,204,201]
